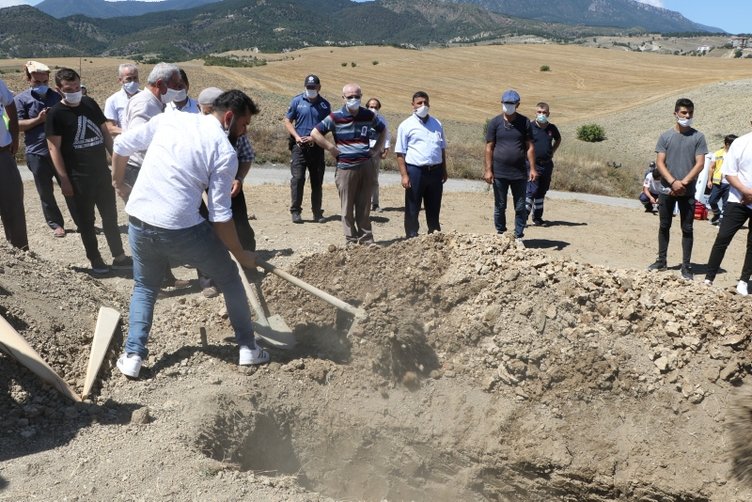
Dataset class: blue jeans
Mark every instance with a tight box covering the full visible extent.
[493,177,528,238]
[125,218,255,358]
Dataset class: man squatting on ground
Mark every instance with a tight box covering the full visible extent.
[525,102,561,226]
[394,91,447,238]
[45,68,131,275]
[312,83,386,246]
[15,60,79,237]
[284,74,331,224]
[112,90,270,378]
[703,130,752,296]
[0,77,28,250]
[648,97,708,281]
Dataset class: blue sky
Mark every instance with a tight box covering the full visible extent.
[0,0,748,34]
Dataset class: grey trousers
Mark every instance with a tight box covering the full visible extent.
[335,160,375,244]
[0,151,28,250]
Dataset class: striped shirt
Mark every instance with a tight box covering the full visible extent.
[315,106,385,169]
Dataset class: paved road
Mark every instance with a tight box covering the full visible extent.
[18,162,641,210]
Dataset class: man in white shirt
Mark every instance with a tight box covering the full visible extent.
[394,91,447,238]
[0,78,28,250]
[703,130,752,296]
[103,63,140,137]
[112,90,269,378]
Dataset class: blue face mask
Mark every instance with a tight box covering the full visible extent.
[32,85,48,95]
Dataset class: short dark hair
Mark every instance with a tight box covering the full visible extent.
[412,91,429,103]
[366,97,381,109]
[213,90,259,116]
[725,134,738,147]
[674,98,694,112]
[54,67,80,87]
[179,69,189,88]
[652,168,662,180]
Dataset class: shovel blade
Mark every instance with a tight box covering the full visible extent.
[253,314,295,349]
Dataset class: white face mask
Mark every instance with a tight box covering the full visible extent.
[63,91,83,105]
[415,104,429,118]
[160,87,181,104]
[305,88,318,99]
[536,114,549,124]
[676,115,693,128]
[346,98,361,110]
[368,107,379,114]
[502,103,517,115]
[172,89,187,103]
[123,81,139,95]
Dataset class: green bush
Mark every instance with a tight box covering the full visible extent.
[577,123,606,142]
[350,61,357,67]
[372,60,379,65]
[540,65,550,72]
[341,62,347,67]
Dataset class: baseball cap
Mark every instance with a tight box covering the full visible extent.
[25,60,50,73]
[304,74,320,87]
[198,87,223,105]
[501,89,520,103]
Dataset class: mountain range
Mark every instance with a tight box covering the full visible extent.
[0,0,725,59]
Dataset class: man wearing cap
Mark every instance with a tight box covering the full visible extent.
[312,82,386,246]
[394,91,447,238]
[484,89,536,241]
[284,74,330,224]
[0,77,28,250]
[195,87,257,297]
[104,63,140,137]
[15,60,79,238]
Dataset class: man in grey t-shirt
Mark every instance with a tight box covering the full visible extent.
[648,97,708,280]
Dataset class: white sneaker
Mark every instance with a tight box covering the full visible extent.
[737,280,749,296]
[117,353,143,377]
[239,345,270,366]
[703,279,713,286]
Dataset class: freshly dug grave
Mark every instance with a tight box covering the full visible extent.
[3,231,752,501]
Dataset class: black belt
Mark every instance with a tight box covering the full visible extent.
[128,215,161,230]
[413,163,442,171]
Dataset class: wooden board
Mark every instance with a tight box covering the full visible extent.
[0,314,81,402]
[81,307,121,399]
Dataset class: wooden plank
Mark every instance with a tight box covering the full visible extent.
[81,307,121,399]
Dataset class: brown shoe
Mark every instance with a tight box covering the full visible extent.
[53,227,65,238]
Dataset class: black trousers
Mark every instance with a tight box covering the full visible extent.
[0,151,28,250]
[71,174,124,265]
[705,202,752,282]
[657,193,694,265]
[26,152,80,230]
[289,144,325,215]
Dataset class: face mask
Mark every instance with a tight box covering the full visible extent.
[415,105,429,118]
[63,91,82,105]
[368,107,379,114]
[173,89,187,103]
[502,103,517,115]
[123,81,139,95]
[160,87,181,104]
[676,115,693,128]
[346,98,361,110]
[536,114,549,124]
[305,88,318,99]
[32,85,48,95]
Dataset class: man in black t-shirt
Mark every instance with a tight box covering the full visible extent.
[483,89,536,240]
[525,102,562,226]
[46,68,131,276]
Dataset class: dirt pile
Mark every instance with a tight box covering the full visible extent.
[3,228,752,501]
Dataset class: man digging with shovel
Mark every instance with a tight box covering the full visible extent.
[111,90,269,377]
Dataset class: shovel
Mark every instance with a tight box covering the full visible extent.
[230,255,295,349]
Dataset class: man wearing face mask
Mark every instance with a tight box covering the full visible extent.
[15,60,80,238]
[45,68,131,276]
[166,69,200,114]
[104,63,140,137]
[111,90,269,378]
[284,74,331,224]
[312,83,386,246]
[394,91,447,238]
[648,97,708,280]
[525,102,561,227]
[484,89,536,242]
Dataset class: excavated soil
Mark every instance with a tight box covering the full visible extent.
[2,182,752,501]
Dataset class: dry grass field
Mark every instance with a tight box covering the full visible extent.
[3,43,752,195]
